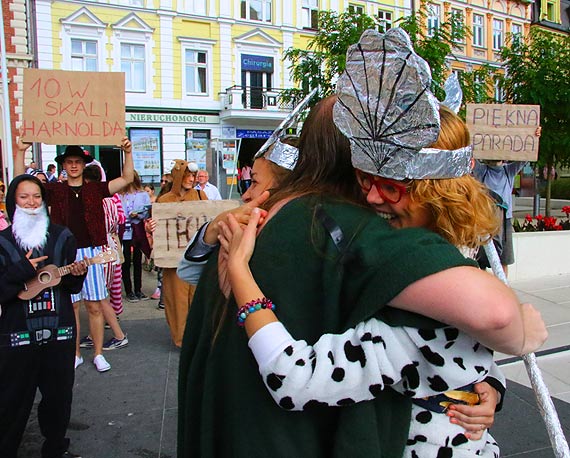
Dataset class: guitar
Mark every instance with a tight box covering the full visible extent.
[18,249,118,300]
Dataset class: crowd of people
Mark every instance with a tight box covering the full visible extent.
[0,27,549,458]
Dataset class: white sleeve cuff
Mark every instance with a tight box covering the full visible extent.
[186,222,218,258]
[248,321,295,369]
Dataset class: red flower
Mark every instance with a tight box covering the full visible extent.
[563,206,570,216]
[555,225,563,231]
[525,214,533,222]
[536,214,544,221]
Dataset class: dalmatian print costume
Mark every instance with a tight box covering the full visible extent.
[249,320,504,457]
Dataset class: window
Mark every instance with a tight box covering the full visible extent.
[511,23,522,37]
[126,0,144,5]
[348,3,365,14]
[241,0,272,22]
[185,49,208,94]
[302,0,319,29]
[450,8,464,42]
[121,43,146,92]
[492,19,504,50]
[494,77,504,102]
[546,2,555,21]
[427,4,441,36]
[71,39,98,71]
[377,10,393,32]
[472,14,484,47]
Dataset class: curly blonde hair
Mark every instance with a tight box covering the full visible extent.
[407,106,500,248]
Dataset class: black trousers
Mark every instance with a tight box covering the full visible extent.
[122,238,143,295]
[0,341,75,458]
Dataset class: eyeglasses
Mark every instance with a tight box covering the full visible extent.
[355,170,409,204]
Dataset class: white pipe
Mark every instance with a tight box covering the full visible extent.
[0,2,14,183]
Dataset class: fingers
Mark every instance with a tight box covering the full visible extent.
[248,190,270,208]
[26,249,33,259]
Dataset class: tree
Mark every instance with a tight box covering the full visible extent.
[500,29,570,215]
[281,5,471,105]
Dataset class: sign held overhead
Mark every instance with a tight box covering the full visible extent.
[466,103,541,161]
[21,69,125,145]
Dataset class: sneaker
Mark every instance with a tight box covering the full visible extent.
[126,293,139,303]
[150,287,161,300]
[103,335,129,351]
[136,292,149,301]
[157,302,165,310]
[93,354,111,372]
[74,355,84,369]
[79,335,93,348]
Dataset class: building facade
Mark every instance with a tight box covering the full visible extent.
[2,0,550,187]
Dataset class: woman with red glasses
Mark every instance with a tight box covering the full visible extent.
[178,29,546,458]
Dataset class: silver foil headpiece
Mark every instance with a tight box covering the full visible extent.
[263,139,299,170]
[442,72,463,114]
[254,88,318,170]
[333,28,472,180]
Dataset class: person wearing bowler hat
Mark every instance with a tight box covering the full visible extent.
[16,139,134,373]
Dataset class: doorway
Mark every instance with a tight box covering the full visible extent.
[99,147,123,181]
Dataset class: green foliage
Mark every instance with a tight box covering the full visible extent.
[500,29,570,169]
[280,6,472,105]
[540,177,570,199]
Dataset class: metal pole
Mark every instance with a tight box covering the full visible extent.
[484,241,570,457]
[0,2,14,183]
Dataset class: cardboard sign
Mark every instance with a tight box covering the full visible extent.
[152,200,240,268]
[21,69,125,145]
[466,104,540,161]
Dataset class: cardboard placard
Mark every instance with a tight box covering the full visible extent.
[152,200,240,268]
[21,69,125,145]
[466,104,540,161]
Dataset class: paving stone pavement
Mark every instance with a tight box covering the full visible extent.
[17,271,570,457]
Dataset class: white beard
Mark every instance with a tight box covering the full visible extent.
[12,205,49,251]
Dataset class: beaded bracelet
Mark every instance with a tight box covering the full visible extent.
[237,297,275,327]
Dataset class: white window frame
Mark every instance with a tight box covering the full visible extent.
[494,77,505,102]
[377,9,393,32]
[180,39,215,99]
[472,13,484,47]
[61,9,107,72]
[70,38,99,71]
[240,0,272,22]
[302,0,319,29]
[450,8,464,42]
[181,0,206,14]
[492,19,504,50]
[125,0,144,6]
[511,22,522,37]
[427,4,441,37]
[349,3,365,14]
[121,42,146,92]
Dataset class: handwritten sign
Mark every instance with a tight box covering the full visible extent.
[466,104,540,161]
[152,200,240,268]
[22,69,125,145]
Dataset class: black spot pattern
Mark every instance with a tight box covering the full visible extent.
[279,397,295,410]
[295,359,305,366]
[418,328,437,341]
[337,398,355,406]
[372,335,386,347]
[332,367,345,382]
[360,332,372,342]
[284,345,293,356]
[475,365,487,374]
[473,342,481,352]
[369,384,383,397]
[303,399,329,409]
[436,445,452,458]
[415,410,432,424]
[407,435,428,445]
[419,345,445,366]
[327,351,335,365]
[381,374,394,385]
[453,357,466,370]
[344,341,366,367]
[451,433,469,446]
[427,375,449,392]
[401,362,420,390]
[444,327,459,341]
[266,373,286,391]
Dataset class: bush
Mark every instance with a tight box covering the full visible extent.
[540,177,570,199]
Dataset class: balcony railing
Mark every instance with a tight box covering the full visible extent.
[219,86,297,111]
